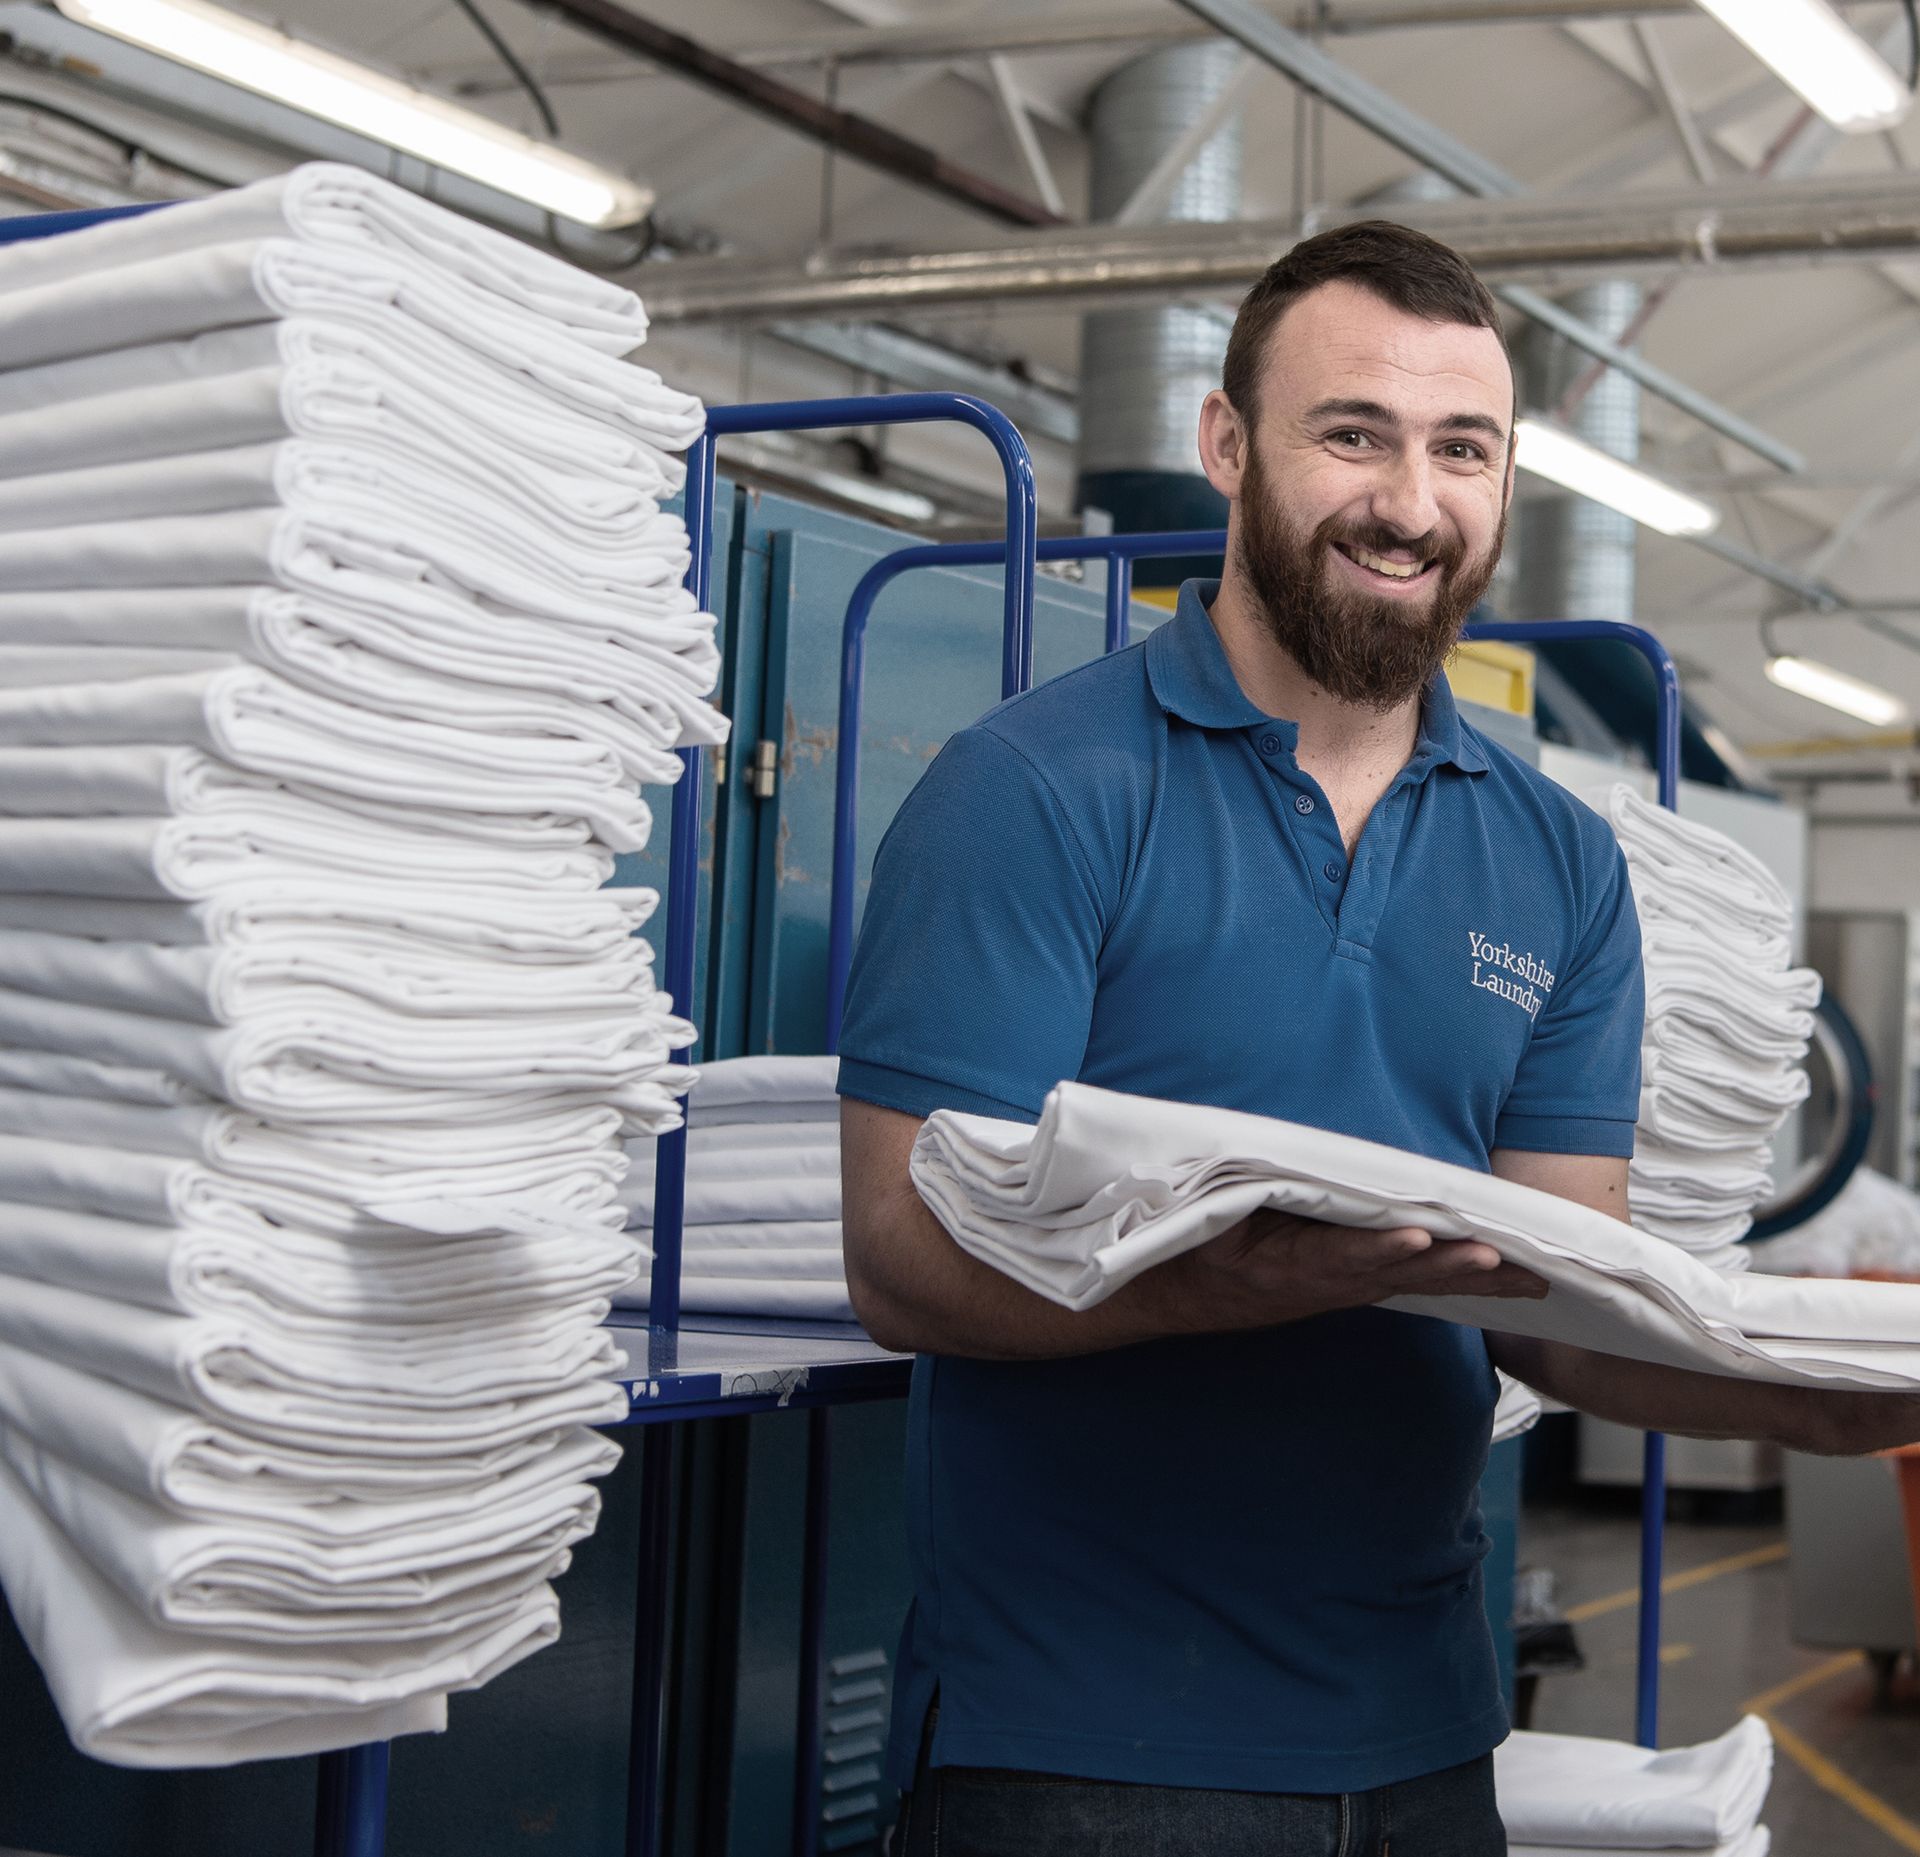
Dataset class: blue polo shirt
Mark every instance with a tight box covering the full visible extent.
[837,580,1644,1796]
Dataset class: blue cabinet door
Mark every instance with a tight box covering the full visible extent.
[740,497,1134,1057]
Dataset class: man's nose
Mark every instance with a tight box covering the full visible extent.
[1369,451,1441,543]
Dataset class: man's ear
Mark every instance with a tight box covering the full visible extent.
[1198,389,1250,499]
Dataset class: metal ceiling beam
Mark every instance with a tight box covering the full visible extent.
[721,0,1880,65]
[532,0,1068,228]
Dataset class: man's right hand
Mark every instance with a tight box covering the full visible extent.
[1154,1211,1550,1337]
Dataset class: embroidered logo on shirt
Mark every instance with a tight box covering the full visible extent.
[1468,931,1555,1019]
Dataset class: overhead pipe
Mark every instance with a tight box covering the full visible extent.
[640,173,1920,324]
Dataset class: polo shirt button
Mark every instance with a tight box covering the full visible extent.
[1323,859,1344,881]
[1259,732,1283,755]
[1294,794,1315,815]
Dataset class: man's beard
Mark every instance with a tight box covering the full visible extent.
[1235,443,1506,712]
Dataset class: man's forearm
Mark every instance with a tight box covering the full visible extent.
[849,1186,1200,1360]
[1489,1333,1857,1453]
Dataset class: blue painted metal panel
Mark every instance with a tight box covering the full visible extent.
[1481,1437,1523,1715]
[743,500,1134,1058]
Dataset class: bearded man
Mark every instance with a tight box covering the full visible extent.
[836,222,1920,1857]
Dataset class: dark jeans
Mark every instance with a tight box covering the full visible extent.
[892,1713,1507,1857]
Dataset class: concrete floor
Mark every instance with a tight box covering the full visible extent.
[1522,1491,1920,1857]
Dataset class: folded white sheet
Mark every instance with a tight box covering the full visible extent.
[912,1082,1920,1387]
[0,315,689,496]
[0,667,655,851]
[1497,1717,1772,1848]
[621,1172,841,1227]
[0,1441,578,1766]
[0,1195,638,1334]
[1511,1833,1768,1857]
[612,1277,855,1320]
[0,812,613,901]
[0,983,691,1122]
[0,504,717,661]
[0,878,657,957]
[2,1417,613,1632]
[1491,1371,1543,1444]
[0,923,659,1027]
[690,1054,840,1112]
[0,166,649,345]
[0,1337,586,1524]
[0,586,721,764]
[0,1266,629,1454]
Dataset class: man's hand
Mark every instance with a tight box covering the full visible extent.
[1157,1210,1549,1336]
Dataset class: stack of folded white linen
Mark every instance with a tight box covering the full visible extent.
[0,164,724,1767]
[910,1082,1920,1388]
[1750,1167,1920,1280]
[1605,787,1819,1275]
[1492,1371,1544,1444]
[617,1055,852,1321]
[1498,1716,1772,1856]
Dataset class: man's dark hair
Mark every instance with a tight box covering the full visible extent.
[1221,220,1507,426]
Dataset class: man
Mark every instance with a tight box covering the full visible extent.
[836,222,1920,1857]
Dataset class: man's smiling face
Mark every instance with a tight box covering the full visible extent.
[1225,278,1516,710]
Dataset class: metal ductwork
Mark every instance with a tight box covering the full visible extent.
[1516,280,1643,625]
[639,172,1920,325]
[1076,42,1243,583]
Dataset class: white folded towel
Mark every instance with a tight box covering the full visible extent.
[1497,1717,1772,1848]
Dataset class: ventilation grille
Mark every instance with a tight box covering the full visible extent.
[819,1645,890,1853]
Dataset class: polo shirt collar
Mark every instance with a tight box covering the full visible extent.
[1147,578,1490,776]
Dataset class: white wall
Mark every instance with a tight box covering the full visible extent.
[1811,820,1920,915]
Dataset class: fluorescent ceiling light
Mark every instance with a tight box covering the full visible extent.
[54,0,653,228]
[1515,417,1721,538]
[1693,0,1911,131]
[1765,653,1908,726]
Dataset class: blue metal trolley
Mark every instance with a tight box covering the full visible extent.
[823,526,1686,1759]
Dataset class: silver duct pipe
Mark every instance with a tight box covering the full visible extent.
[1078,42,1244,481]
[639,172,1920,324]
[1516,280,1643,623]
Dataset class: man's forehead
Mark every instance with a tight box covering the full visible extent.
[1263,281,1513,426]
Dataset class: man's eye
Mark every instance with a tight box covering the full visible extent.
[1443,442,1485,462]
[1330,430,1373,449]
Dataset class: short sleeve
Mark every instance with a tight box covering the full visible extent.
[1494,827,1644,1158]
[836,725,1104,1125]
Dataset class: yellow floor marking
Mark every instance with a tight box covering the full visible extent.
[1564,1541,1789,1624]
[1659,1643,1694,1665]
[1744,1649,1864,1718]
[1764,1714,1920,1855]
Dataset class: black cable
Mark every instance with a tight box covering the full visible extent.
[1903,0,1919,93]
[540,207,657,271]
[448,0,558,138]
